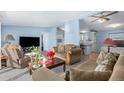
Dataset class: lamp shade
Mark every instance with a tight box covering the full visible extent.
[104,38,115,47]
[5,34,15,43]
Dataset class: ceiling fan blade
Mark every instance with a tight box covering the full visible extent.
[103,11,118,17]
[105,17,110,20]
[100,11,107,14]
[91,17,110,23]
[91,19,98,22]
[91,11,118,18]
[90,11,117,23]
[91,15,101,18]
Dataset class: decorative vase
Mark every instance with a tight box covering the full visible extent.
[42,57,47,67]
[43,64,46,67]
[49,58,55,64]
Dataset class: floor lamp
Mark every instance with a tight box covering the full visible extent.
[104,38,115,52]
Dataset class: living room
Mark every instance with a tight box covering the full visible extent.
[0,11,124,81]
[1,0,124,93]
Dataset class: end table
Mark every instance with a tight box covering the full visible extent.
[0,55,8,69]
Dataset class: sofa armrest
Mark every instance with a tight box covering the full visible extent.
[69,68,112,81]
[52,47,58,52]
[68,48,81,54]
[19,55,31,64]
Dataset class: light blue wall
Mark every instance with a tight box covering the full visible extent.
[0,23,1,48]
[47,27,57,50]
[3,25,123,52]
[1,25,57,51]
[1,19,81,50]
[64,19,80,45]
[96,30,124,52]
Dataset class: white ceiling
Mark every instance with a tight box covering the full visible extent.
[0,11,124,31]
[80,11,124,31]
[0,11,96,27]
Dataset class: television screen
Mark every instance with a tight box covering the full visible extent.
[19,36,40,47]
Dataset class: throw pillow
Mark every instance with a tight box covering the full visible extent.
[95,60,113,71]
[95,53,117,72]
[70,68,112,81]
[56,51,63,54]
[96,51,107,64]
[58,45,65,52]
[104,52,117,63]
[113,52,120,59]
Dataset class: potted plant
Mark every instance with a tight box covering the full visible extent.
[30,46,42,66]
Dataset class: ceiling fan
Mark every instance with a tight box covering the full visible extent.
[91,11,118,23]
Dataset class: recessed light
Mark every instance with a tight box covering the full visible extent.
[107,23,123,28]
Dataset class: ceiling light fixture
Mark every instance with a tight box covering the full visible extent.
[107,23,123,28]
[98,18,106,23]
[80,30,89,33]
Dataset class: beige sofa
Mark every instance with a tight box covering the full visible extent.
[52,44,81,65]
[68,52,110,81]
[109,53,124,80]
[3,44,31,68]
[31,52,124,81]
[69,52,124,81]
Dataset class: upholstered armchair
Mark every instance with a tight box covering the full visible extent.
[52,44,81,65]
[3,44,31,68]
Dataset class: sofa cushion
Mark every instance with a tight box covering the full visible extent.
[96,51,107,64]
[112,52,120,59]
[77,60,97,71]
[104,52,117,63]
[70,68,112,81]
[109,54,124,81]
[95,53,117,72]
[95,60,113,71]
[104,52,117,70]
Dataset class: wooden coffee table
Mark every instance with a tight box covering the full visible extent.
[29,58,66,75]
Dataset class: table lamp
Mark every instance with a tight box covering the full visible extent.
[4,34,15,44]
[104,38,116,52]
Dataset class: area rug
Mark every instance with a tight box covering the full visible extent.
[0,66,64,81]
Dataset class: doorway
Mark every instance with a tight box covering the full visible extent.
[40,34,44,51]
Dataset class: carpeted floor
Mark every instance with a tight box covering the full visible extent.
[0,55,88,81]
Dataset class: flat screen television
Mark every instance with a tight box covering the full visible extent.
[19,36,40,47]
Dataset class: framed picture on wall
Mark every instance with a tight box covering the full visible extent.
[108,32,124,47]
[109,32,124,40]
